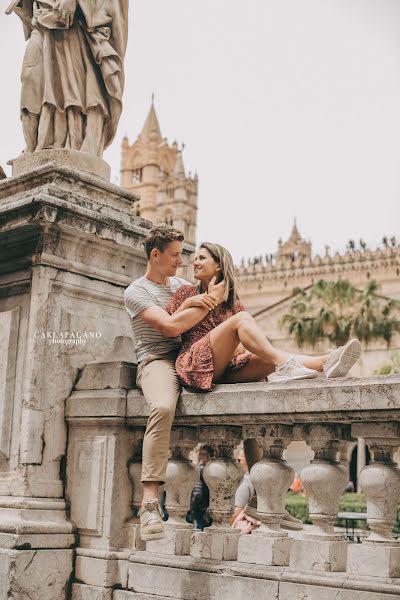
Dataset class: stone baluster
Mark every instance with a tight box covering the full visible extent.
[146,427,198,555]
[289,424,349,572]
[126,431,146,550]
[190,426,242,561]
[347,423,400,578]
[238,424,294,566]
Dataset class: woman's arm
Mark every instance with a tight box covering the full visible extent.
[139,281,226,338]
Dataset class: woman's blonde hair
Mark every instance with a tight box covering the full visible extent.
[199,242,238,309]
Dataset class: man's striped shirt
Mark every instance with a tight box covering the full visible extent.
[124,275,189,363]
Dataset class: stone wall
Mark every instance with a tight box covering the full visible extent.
[66,369,400,600]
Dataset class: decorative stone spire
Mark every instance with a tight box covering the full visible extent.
[173,150,186,179]
[289,218,301,243]
[139,99,162,144]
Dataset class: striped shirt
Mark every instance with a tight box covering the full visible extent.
[124,275,189,363]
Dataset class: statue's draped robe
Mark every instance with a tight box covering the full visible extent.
[17,0,128,151]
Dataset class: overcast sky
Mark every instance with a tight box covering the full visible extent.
[1,0,399,262]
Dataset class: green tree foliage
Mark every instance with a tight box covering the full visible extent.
[282,279,400,348]
[374,351,400,375]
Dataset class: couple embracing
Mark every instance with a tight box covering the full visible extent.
[124,225,361,542]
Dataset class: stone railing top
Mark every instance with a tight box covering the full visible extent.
[66,362,400,426]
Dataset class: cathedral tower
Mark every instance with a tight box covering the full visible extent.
[120,101,198,245]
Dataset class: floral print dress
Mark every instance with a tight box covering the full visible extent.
[165,285,253,391]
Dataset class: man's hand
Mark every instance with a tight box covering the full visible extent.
[183,293,218,311]
[54,0,77,28]
[208,276,226,305]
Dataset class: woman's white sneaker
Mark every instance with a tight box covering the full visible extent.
[323,338,361,378]
[274,357,319,383]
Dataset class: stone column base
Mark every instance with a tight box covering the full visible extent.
[289,537,347,572]
[190,529,240,560]
[11,148,111,181]
[237,532,292,566]
[75,554,128,589]
[146,527,193,555]
[0,531,75,549]
[0,548,73,600]
[124,521,146,551]
[347,542,400,578]
[72,583,113,600]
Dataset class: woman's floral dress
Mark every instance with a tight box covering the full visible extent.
[165,285,253,391]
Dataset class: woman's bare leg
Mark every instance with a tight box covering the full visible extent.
[209,312,328,382]
[222,355,275,383]
[293,353,329,371]
[209,312,285,380]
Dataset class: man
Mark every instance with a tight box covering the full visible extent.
[124,225,224,540]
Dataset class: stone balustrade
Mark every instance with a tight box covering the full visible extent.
[65,366,400,600]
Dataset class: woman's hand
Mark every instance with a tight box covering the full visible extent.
[54,0,77,28]
[208,276,226,305]
[183,293,218,311]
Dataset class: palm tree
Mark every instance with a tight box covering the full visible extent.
[282,279,400,348]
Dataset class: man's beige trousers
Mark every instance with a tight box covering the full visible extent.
[136,352,181,483]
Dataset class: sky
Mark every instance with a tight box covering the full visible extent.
[0,0,399,263]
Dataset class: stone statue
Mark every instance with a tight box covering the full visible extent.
[7,0,128,158]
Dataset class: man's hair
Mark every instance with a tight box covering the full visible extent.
[144,224,184,259]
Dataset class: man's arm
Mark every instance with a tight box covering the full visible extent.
[139,278,226,338]
[139,303,210,338]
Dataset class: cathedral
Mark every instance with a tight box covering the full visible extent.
[120,103,400,376]
[120,101,198,247]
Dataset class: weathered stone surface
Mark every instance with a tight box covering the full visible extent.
[0,496,74,537]
[12,150,111,180]
[127,558,279,600]
[72,583,113,600]
[0,531,75,549]
[190,529,240,561]
[114,592,175,600]
[347,542,400,578]
[66,427,134,550]
[279,582,400,600]
[146,527,193,555]
[126,376,400,426]
[75,361,137,391]
[237,532,292,566]
[0,549,73,600]
[75,555,128,588]
[290,538,348,572]
[66,389,128,419]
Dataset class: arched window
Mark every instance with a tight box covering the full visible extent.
[132,168,142,183]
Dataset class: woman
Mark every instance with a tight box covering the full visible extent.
[165,243,361,391]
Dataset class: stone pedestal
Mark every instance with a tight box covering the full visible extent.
[191,527,240,561]
[290,424,349,572]
[11,148,111,180]
[290,537,347,572]
[347,542,400,578]
[0,163,143,598]
[147,527,193,556]
[238,425,294,567]
[347,423,400,578]
[190,426,242,560]
[147,428,198,556]
[238,532,291,566]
